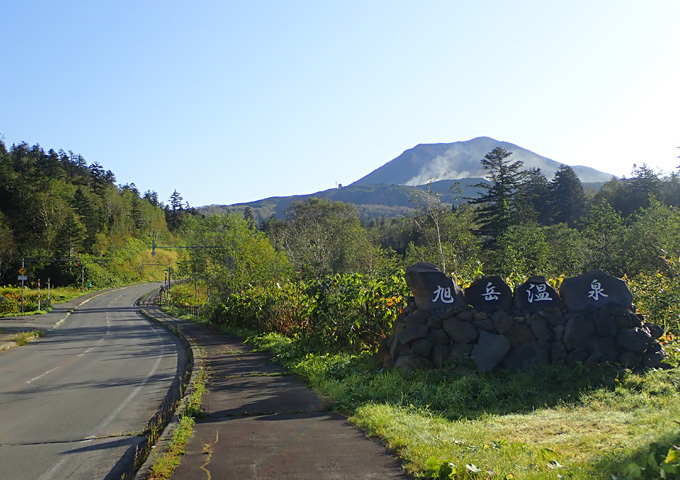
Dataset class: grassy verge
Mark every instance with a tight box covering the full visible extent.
[0,286,87,317]
[13,329,46,346]
[244,333,680,479]
[146,359,209,479]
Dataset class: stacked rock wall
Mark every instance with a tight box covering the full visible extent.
[378,264,668,373]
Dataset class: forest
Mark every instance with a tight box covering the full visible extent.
[2,140,680,326]
[4,139,680,478]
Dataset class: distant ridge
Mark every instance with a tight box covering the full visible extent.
[351,136,614,186]
[199,137,614,222]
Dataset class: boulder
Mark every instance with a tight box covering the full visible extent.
[493,315,516,335]
[643,322,664,340]
[405,263,466,311]
[474,317,494,332]
[502,341,549,370]
[465,276,513,312]
[559,270,633,311]
[595,312,619,338]
[426,328,450,345]
[471,331,511,372]
[527,314,552,343]
[397,322,429,345]
[618,351,641,369]
[410,338,434,357]
[615,328,652,355]
[514,276,562,312]
[442,318,478,344]
[567,347,589,364]
[642,350,666,368]
[563,318,596,350]
[506,322,536,349]
[588,337,618,363]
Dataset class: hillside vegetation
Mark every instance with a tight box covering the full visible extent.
[4,137,680,477]
[0,139,198,289]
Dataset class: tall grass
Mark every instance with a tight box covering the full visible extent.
[246,332,680,479]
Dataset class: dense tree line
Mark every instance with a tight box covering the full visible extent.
[0,139,197,285]
[3,138,679,294]
[224,146,680,290]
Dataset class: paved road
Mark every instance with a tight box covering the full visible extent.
[0,285,182,480]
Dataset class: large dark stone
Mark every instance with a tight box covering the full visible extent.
[644,322,664,340]
[567,347,589,364]
[585,351,606,368]
[471,331,511,372]
[559,270,633,311]
[550,341,568,365]
[527,314,552,343]
[506,322,536,349]
[442,318,478,344]
[588,337,618,363]
[474,317,494,332]
[493,315,516,335]
[563,317,596,350]
[465,276,513,312]
[616,328,652,355]
[405,263,466,311]
[426,328,450,345]
[514,276,562,312]
[390,336,409,359]
[503,341,549,370]
[397,322,429,345]
[642,350,666,368]
[411,338,434,357]
[595,312,619,338]
[618,351,641,368]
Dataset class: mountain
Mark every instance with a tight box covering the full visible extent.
[351,136,614,186]
[199,137,614,222]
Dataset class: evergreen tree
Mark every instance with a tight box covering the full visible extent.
[547,165,585,226]
[517,168,550,224]
[469,147,528,245]
[71,188,99,249]
[54,212,85,258]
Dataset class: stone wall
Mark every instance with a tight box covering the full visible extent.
[377,264,668,374]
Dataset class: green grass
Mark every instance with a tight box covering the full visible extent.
[244,332,680,479]
[147,360,209,479]
[13,329,45,346]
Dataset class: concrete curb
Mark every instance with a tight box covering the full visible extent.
[133,306,204,480]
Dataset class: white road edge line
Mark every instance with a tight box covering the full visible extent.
[27,367,60,384]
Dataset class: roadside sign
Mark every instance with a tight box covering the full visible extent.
[18,275,28,281]
[18,267,26,275]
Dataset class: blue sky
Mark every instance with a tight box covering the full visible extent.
[2,1,679,207]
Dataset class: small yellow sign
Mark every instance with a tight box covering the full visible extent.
[18,267,26,275]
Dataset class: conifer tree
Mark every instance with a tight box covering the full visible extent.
[547,165,585,226]
[469,147,528,245]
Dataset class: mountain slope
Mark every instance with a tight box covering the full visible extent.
[351,136,614,186]
[200,137,613,222]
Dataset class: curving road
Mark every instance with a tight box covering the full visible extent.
[0,285,182,480]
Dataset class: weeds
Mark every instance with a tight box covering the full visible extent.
[147,361,209,479]
[244,330,680,479]
[14,329,45,346]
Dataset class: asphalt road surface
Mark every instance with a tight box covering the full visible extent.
[0,285,182,480]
